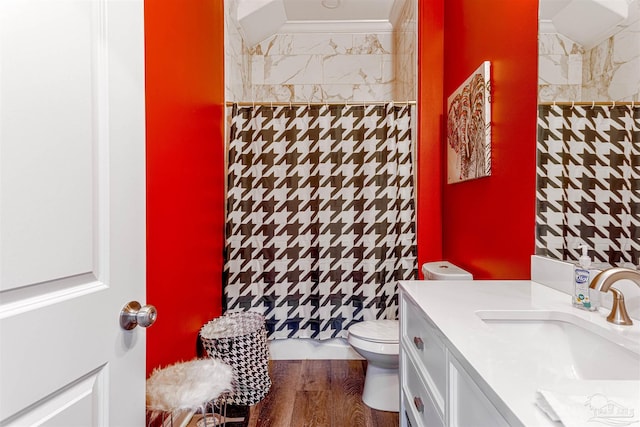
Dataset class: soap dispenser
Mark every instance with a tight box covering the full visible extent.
[573,245,595,311]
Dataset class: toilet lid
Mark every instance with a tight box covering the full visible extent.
[348,320,399,343]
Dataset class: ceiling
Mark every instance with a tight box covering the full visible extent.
[539,0,573,20]
[282,0,397,22]
[235,0,405,46]
[538,0,635,49]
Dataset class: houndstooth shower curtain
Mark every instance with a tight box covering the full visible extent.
[224,103,417,340]
[536,104,639,266]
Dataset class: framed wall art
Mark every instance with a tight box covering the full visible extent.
[446,61,492,184]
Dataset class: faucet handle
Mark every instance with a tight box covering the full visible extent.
[607,287,633,326]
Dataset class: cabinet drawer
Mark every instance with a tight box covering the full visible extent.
[401,351,445,427]
[402,392,420,427]
[401,294,447,410]
[402,393,421,427]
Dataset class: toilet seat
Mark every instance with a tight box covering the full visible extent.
[347,334,399,356]
[348,320,399,344]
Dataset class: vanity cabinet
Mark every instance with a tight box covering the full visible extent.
[400,290,511,427]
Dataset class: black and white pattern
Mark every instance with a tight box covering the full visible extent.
[536,104,639,266]
[200,312,271,405]
[224,103,417,340]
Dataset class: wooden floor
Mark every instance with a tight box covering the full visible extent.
[246,360,399,427]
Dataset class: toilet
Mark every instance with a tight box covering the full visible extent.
[347,261,472,412]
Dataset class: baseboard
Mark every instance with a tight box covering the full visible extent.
[268,337,364,360]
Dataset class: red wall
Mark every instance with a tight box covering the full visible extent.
[416,0,445,275]
[145,0,226,375]
[441,0,538,279]
[143,0,538,372]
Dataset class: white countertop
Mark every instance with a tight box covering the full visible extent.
[399,279,640,427]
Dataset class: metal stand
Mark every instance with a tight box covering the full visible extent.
[146,359,234,427]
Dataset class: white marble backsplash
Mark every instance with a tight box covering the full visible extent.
[224,0,416,104]
[539,0,640,102]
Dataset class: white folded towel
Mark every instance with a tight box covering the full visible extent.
[536,381,639,427]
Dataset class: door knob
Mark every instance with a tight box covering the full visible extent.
[120,301,157,330]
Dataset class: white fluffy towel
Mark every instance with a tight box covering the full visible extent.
[146,358,234,413]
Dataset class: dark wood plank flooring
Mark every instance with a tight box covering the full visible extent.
[246,360,399,427]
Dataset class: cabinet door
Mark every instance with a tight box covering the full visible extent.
[448,356,510,427]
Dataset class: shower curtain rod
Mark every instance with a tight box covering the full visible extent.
[226,100,417,107]
[540,101,638,106]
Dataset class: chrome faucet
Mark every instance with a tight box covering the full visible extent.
[589,267,640,326]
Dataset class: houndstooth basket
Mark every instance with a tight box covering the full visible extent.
[199,311,271,405]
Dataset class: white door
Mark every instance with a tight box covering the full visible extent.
[0,0,148,425]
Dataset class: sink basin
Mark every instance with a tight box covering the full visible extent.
[476,310,640,381]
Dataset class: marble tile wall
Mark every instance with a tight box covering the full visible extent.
[583,17,640,101]
[394,0,417,102]
[248,32,394,103]
[225,0,249,102]
[539,0,640,102]
[224,0,417,103]
[538,33,584,101]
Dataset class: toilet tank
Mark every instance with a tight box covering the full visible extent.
[422,261,473,280]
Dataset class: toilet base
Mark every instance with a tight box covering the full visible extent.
[362,363,399,412]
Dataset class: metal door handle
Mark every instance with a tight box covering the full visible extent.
[414,396,424,413]
[120,301,157,330]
